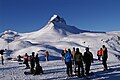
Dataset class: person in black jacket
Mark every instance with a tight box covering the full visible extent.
[102,45,108,70]
[74,48,84,77]
[30,52,35,74]
[34,53,43,75]
[83,47,93,76]
[0,50,4,65]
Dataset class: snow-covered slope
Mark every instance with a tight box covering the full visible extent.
[0,15,120,62]
[0,60,120,80]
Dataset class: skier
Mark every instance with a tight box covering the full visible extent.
[64,49,73,77]
[23,53,30,69]
[34,53,43,75]
[97,48,103,61]
[46,51,49,61]
[83,47,93,76]
[74,48,84,77]
[102,45,108,71]
[30,52,35,74]
[0,50,4,65]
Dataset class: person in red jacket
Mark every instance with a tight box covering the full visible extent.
[97,48,103,61]
[46,51,49,61]
[24,53,30,69]
[102,45,108,70]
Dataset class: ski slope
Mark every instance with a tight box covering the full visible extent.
[0,60,120,80]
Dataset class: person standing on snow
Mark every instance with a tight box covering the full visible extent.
[34,53,43,75]
[30,52,35,74]
[102,45,108,70]
[64,49,73,77]
[71,47,75,58]
[0,50,4,65]
[83,47,93,76]
[17,55,22,61]
[35,54,40,66]
[97,48,103,61]
[23,53,30,69]
[71,47,76,62]
[74,48,84,77]
[46,51,49,61]
[71,47,76,73]
[61,49,68,61]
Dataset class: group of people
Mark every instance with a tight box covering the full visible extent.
[0,45,108,77]
[23,52,43,75]
[61,45,108,77]
[22,50,49,75]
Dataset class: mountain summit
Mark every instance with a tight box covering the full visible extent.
[39,15,89,36]
[49,15,66,24]
[25,15,90,41]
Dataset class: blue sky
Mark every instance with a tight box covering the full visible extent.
[0,0,120,33]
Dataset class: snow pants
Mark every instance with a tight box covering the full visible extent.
[75,61,84,76]
[98,55,102,61]
[102,59,108,70]
[65,62,72,76]
[85,63,91,76]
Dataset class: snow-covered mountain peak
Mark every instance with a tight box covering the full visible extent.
[2,30,18,35]
[48,14,66,24]
[0,30,20,43]
[39,14,90,37]
[49,14,58,22]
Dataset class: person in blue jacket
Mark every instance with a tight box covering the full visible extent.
[64,49,73,77]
